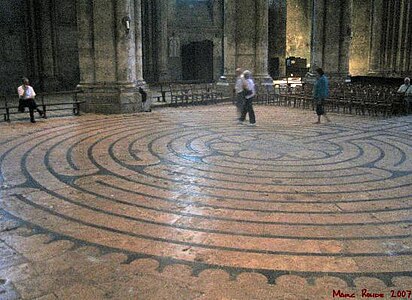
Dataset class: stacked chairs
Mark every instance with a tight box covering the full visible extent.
[168,83,224,107]
[389,91,405,116]
[205,83,222,104]
[279,85,291,107]
[259,83,280,105]
[344,85,364,115]
[273,84,312,109]
[255,81,404,117]
[302,84,314,109]
[271,84,281,105]
[169,80,404,117]
[190,84,205,105]
[375,90,393,117]
[181,84,193,105]
[286,85,299,108]
[169,84,185,107]
[329,83,401,117]
[289,85,312,109]
[328,83,347,113]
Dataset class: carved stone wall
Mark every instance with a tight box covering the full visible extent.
[0,0,28,94]
[223,0,271,82]
[0,0,79,94]
[310,0,352,80]
[268,0,287,78]
[142,0,223,82]
[350,0,412,78]
[286,0,312,62]
[349,0,371,76]
[76,0,144,114]
[1,0,412,104]
[378,0,411,77]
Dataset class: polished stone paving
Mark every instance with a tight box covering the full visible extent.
[0,105,411,299]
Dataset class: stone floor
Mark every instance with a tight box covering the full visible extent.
[0,104,411,300]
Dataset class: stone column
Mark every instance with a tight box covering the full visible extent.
[368,0,383,74]
[310,0,352,81]
[157,0,170,82]
[135,0,144,83]
[382,1,394,75]
[255,0,272,83]
[402,0,411,75]
[26,0,41,81]
[38,0,59,90]
[116,0,136,85]
[389,1,401,73]
[77,0,143,114]
[268,0,287,78]
[310,0,325,72]
[223,0,236,80]
[77,0,95,84]
[396,0,411,76]
[338,0,352,77]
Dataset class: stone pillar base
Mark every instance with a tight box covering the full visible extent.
[77,83,145,114]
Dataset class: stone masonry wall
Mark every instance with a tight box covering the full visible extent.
[349,0,371,76]
[286,0,312,63]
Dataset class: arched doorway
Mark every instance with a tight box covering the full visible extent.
[182,40,213,82]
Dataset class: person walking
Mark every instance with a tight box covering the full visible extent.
[239,70,256,126]
[234,68,246,119]
[313,68,330,124]
[17,77,44,123]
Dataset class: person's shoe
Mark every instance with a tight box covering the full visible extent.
[248,123,256,126]
[30,119,36,123]
[38,110,46,118]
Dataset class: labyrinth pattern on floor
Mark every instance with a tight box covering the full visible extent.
[1,106,411,286]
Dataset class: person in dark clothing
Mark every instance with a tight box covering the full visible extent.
[239,70,256,126]
[313,68,330,124]
[139,86,151,112]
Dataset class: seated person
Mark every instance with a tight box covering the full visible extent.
[17,77,44,123]
[397,77,412,114]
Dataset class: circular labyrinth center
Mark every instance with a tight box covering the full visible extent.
[1,107,412,277]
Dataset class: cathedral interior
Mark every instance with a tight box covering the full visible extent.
[0,0,412,299]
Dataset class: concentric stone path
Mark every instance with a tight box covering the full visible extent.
[0,105,411,299]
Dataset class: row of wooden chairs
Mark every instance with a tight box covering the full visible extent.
[255,83,407,117]
[169,83,225,107]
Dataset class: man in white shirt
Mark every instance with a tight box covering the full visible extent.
[17,77,44,123]
[397,77,412,114]
[234,68,246,118]
[239,70,256,125]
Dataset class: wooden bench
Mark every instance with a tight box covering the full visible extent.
[1,90,84,122]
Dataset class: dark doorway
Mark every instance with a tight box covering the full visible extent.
[269,57,280,79]
[182,40,213,82]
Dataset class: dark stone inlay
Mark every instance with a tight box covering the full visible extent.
[10,194,412,258]
[2,208,412,288]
